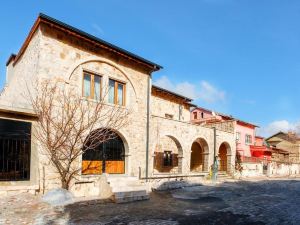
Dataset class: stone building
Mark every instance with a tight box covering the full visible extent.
[0,14,235,199]
[266,132,300,163]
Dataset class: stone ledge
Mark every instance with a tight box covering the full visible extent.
[0,184,39,191]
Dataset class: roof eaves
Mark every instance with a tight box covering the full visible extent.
[152,84,193,102]
[39,13,163,70]
[191,106,259,127]
[6,54,16,66]
[265,131,285,141]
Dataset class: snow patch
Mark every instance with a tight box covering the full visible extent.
[42,188,74,206]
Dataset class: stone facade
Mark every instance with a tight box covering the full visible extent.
[0,14,236,197]
[266,132,300,163]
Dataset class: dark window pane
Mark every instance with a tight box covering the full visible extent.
[0,119,31,181]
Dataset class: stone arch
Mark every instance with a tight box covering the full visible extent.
[66,57,137,97]
[81,128,130,175]
[153,135,183,174]
[190,137,209,172]
[218,142,231,172]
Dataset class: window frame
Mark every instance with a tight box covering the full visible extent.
[193,112,197,119]
[82,71,102,100]
[236,132,241,142]
[165,113,174,119]
[108,78,126,106]
[245,134,252,145]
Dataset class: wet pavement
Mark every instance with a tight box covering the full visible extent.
[1,178,300,224]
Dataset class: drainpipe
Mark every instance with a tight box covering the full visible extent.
[214,127,217,159]
[212,127,218,182]
[145,71,152,182]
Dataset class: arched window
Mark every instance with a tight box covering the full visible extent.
[82,131,125,175]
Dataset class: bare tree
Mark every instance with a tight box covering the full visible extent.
[27,79,130,190]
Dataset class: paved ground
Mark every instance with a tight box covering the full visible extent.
[1,178,300,224]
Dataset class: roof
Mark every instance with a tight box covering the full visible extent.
[152,85,193,103]
[6,54,16,66]
[192,106,259,127]
[255,136,264,139]
[266,131,300,143]
[10,13,162,71]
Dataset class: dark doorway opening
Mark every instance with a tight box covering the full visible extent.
[0,118,31,181]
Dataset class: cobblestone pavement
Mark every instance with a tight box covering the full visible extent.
[1,178,300,224]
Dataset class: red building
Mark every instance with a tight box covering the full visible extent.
[191,107,288,162]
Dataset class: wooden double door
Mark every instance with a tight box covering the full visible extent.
[218,144,227,172]
[82,135,125,175]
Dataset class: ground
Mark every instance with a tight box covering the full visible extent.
[1,178,300,225]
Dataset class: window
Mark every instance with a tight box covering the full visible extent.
[0,119,31,181]
[193,112,197,119]
[179,105,183,120]
[82,130,125,175]
[108,79,125,106]
[236,132,241,142]
[163,151,172,167]
[245,134,252,145]
[201,112,204,119]
[83,72,102,100]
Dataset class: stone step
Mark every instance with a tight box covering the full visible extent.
[114,194,150,203]
[107,176,150,203]
[112,185,147,192]
[114,190,147,198]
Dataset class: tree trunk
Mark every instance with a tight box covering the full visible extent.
[61,178,70,190]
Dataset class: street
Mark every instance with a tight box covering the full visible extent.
[1,178,300,224]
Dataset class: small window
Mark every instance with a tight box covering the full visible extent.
[163,151,172,167]
[108,79,126,106]
[193,112,197,119]
[165,114,174,119]
[201,112,204,119]
[245,134,252,145]
[179,105,183,120]
[82,72,102,100]
[236,132,241,142]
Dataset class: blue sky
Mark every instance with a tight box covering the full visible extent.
[0,0,300,136]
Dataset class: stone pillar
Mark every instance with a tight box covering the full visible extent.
[203,152,210,172]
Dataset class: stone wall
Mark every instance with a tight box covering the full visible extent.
[267,162,300,177]
[151,88,191,122]
[204,120,235,134]
[237,161,300,178]
[149,115,236,176]
[0,28,41,109]
[240,162,264,177]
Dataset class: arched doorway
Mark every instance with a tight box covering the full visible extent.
[82,129,126,175]
[153,135,183,174]
[190,138,208,172]
[218,142,231,172]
